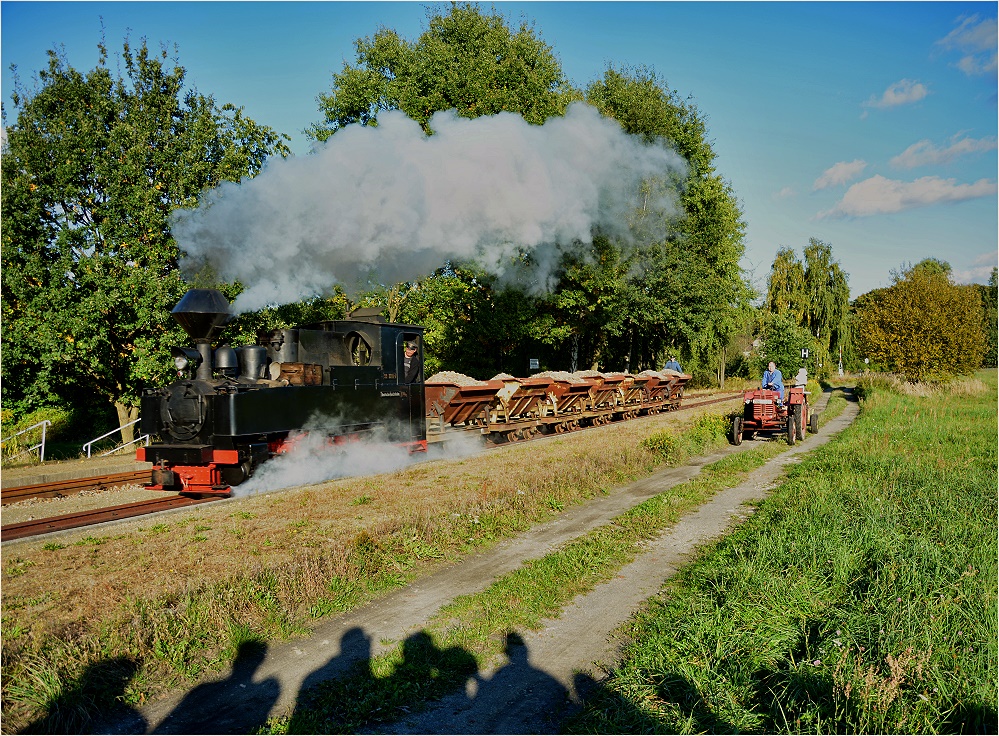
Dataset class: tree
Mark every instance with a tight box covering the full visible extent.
[310,16,751,385]
[763,238,849,377]
[975,267,998,368]
[309,3,577,140]
[765,248,806,323]
[584,67,752,383]
[1,40,290,440]
[751,312,814,379]
[856,264,985,381]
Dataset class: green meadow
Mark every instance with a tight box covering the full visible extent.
[568,373,998,734]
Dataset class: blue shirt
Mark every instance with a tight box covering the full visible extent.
[762,368,784,397]
[664,359,683,372]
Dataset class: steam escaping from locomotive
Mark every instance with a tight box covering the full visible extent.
[173,102,687,313]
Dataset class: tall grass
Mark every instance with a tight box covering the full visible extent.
[568,372,997,734]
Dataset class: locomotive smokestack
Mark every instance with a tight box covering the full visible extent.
[172,289,232,381]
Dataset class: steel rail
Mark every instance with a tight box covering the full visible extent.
[1,470,153,506]
[1,495,217,542]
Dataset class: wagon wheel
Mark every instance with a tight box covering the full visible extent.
[786,410,796,445]
[808,410,819,434]
[730,416,743,446]
[794,404,804,441]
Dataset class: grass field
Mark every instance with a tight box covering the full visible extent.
[1,400,740,733]
[567,372,998,734]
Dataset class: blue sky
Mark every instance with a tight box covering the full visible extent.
[3,1,996,298]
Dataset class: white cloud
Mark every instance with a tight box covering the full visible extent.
[773,186,795,200]
[816,174,997,218]
[936,15,998,76]
[953,251,999,285]
[891,135,998,168]
[862,79,929,111]
[813,160,867,190]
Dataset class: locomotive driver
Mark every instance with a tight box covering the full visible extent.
[403,341,422,383]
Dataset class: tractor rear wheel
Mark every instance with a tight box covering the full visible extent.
[731,416,743,446]
[808,411,819,434]
[794,404,804,441]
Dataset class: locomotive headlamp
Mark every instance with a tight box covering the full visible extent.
[171,346,202,373]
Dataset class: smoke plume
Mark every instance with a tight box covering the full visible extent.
[234,421,484,496]
[174,102,686,313]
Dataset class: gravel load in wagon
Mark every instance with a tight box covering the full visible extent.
[490,374,554,422]
[532,371,595,414]
[425,372,504,428]
[572,371,625,409]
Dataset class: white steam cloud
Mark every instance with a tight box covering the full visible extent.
[173,102,687,313]
[234,416,485,496]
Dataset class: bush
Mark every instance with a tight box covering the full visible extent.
[641,413,731,466]
[2,406,75,462]
[641,430,681,465]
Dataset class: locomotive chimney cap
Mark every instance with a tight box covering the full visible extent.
[172,288,232,341]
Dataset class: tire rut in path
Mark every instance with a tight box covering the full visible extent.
[117,391,858,735]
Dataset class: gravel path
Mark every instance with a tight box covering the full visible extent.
[105,390,857,735]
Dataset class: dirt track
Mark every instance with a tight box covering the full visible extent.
[103,391,858,735]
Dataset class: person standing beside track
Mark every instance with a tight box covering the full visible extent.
[663,356,683,372]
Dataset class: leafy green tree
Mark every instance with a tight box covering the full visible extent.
[310,3,577,140]
[752,312,815,379]
[1,40,290,440]
[763,238,849,377]
[765,248,807,323]
[856,264,985,381]
[584,67,752,383]
[976,267,998,368]
[311,17,751,385]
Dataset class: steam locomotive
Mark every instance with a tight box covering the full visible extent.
[137,289,426,494]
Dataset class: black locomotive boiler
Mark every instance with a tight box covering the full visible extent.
[138,289,426,494]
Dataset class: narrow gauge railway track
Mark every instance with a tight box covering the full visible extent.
[1,392,741,541]
[1,494,217,542]
[1,470,153,506]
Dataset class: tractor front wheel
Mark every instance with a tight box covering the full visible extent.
[731,416,743,446]
[786,411,797,445]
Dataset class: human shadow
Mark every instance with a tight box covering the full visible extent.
[284,627,479,734]
[150,640,279,734]
[452,630,571,734]
[22,656,146,735]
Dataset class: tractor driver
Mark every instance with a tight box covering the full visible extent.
[762,361,785,404]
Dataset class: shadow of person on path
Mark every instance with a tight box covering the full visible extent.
[284,626,373,733]
[150,640,279,734]
[450,631,569,734]
[24,656,146,735]
[284,628,480,734]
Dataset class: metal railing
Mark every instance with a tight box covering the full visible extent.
[82,419,150,458]
[1,420,53,464]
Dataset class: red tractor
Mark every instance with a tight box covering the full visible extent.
[731,385,817,446]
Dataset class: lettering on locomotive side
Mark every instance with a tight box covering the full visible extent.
[380,391,402,397]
